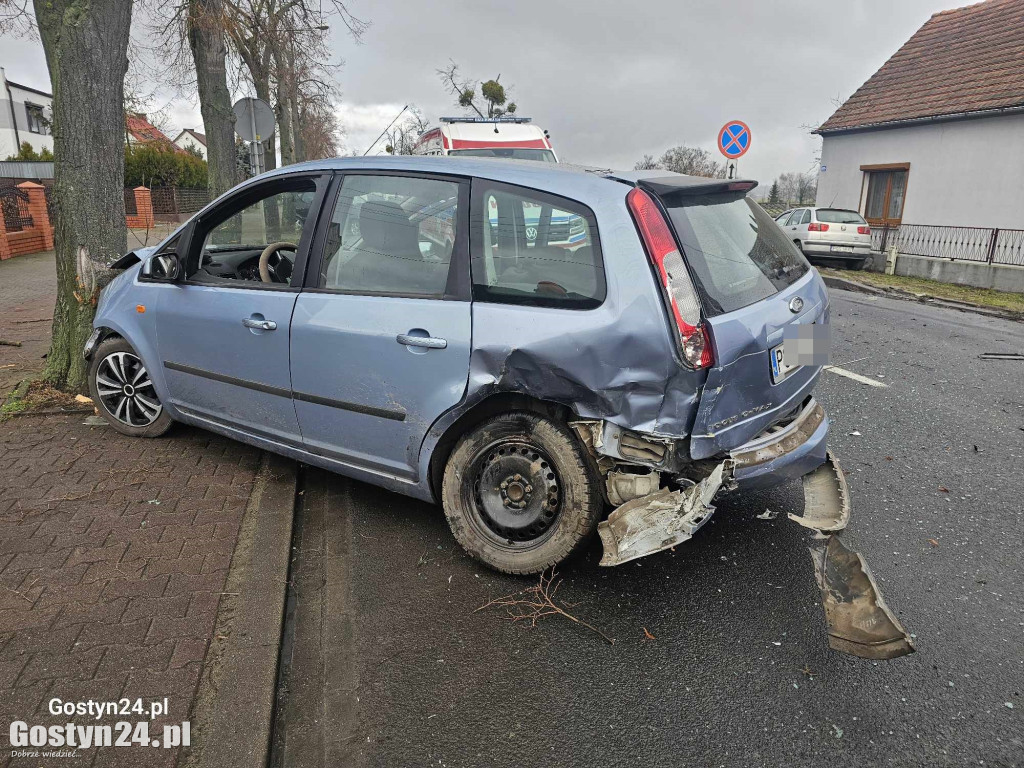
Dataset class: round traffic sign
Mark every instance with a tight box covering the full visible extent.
[233,98,276,143]
[718,120,751,159]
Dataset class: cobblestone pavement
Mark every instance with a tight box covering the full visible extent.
[0,413,262,766]
[0,252,56,403]
[0,226,177,403]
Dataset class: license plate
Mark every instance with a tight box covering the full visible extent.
[770,343,799,383]
[831,245,854,253]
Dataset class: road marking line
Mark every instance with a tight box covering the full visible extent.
[824,366,888,388]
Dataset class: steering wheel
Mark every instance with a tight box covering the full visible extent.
[259,242,298,284]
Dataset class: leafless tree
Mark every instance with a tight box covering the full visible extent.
[634,154,657,170]
[188,0,237,195]
[30,0,132,392]
[639,146,725,179]
[438,61,517,119]
[384,108,429,155]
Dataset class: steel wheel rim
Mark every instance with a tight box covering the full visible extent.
[469,439,562,546]
[95,351,162,427]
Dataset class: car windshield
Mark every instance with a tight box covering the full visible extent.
[816,209,866,224]
[448,148,557,163]
[662,192,810,316]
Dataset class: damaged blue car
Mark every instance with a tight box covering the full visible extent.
[86,156,848,578]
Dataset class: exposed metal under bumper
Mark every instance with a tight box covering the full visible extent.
[811,535,916,660]
[597,462,727,567]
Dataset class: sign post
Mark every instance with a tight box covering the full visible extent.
[232,97,276,177]
[717,120,751,179]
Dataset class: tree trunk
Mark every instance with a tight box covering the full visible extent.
[188,0,237,197]
[274,76,294,166]
[33,0,132,393]
[253,74,277,173]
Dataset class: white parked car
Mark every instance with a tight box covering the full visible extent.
[776,207,872,269]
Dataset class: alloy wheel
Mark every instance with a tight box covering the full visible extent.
[94,351,162,427]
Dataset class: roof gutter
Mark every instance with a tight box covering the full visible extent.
[814,103,1024,136]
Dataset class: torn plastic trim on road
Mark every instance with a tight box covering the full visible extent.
[810,535,916,660]
[597,461,728,566]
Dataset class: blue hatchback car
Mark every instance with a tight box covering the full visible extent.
[85,156,840,575]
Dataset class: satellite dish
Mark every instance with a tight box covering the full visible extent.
[233,98,275,143]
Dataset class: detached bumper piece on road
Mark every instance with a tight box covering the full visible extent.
[595,450,915,660]
[811,535,916,660]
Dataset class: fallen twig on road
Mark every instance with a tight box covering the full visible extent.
[475,568,615,645]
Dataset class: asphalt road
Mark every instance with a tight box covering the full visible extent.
[274,289,1023,768]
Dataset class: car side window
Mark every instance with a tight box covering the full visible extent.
[319,174,459,297]
[800,209,811,225]
[776,212,793,226]
[187,178,318,287]
[471,183,605,309]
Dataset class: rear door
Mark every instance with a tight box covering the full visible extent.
[290,172,472,482]
[654,189,829,458]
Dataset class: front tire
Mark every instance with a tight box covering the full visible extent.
[88,337,173,437]
[441,412,604,575]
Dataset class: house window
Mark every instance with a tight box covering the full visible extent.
[25,103,48,135]
[861,164,909,225]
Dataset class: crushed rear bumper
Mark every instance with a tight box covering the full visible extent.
[728,397,828,491]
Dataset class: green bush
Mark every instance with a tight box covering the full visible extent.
[124,143,207,189]
[4,142,54,162]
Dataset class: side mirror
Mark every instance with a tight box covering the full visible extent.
[142,253,181,281]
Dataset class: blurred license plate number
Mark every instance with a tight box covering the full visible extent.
[770,343,799,383]
[831,245,853,253]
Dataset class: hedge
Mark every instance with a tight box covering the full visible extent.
[125,143,207,189]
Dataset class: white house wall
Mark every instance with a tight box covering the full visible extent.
[816,113,1024,230]
[0,78,54,160]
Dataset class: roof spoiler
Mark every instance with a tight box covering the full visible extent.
[637,176,758,198]
[605,171,758,198]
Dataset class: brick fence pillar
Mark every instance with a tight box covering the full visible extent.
[133,186,154,229]
[17,181,54,250]
[0,200,10,260]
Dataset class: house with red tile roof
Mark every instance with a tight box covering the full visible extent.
[126,113,180,151]
[814,0,1024,234]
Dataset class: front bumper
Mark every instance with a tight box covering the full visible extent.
[728,397,829,490]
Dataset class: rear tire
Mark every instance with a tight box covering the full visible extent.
[88,337,173,438]
[441,412,604,575]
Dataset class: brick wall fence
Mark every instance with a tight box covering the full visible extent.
[0,185,154,260]
[0,182,52,260]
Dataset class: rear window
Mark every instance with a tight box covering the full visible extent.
[816,209,866,224]
[662,193,810,316]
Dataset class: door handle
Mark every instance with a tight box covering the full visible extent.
[243,317,277,331]
[396,334,447,349]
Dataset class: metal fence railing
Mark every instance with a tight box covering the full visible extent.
[0,188,33,232]
[870,223,1024,267]
[124,188,138,216]
[150,186,210,217]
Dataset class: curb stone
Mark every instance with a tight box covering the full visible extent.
[821,274,1024,322]
[181,452,298,768]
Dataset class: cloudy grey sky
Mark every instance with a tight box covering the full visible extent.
[1,0,974,185]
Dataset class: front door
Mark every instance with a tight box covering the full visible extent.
[290,172,472,481]
[155,174,327,445]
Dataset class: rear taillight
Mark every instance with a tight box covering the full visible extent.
[858,225,871,235]
[626,187,713,369]
[807,222,830,232]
